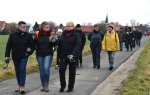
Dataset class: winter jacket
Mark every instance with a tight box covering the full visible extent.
[57,29,81,59]
[76,30,86,50]
[88,30,102,46]
[34,31,56,56]
[5,30,34,60]
[102,30,120,51]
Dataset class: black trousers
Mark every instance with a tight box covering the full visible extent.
[90,44,101,67]
[125,41,132,51]
[59,59,76,89]
[76,48,84,66]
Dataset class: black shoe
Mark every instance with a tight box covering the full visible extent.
[93,65,96,68]
[67,88,73,92]
[109,66,113,71]
[97,65,100,69]
[59,87,65,92]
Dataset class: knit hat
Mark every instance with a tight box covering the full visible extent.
[75,24,81,28]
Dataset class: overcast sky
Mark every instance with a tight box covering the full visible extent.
[0,0,150,26]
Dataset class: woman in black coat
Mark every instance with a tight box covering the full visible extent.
[58,21,81,92]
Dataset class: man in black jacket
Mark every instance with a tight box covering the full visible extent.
[5,21,34,94]
[75,24,86,68]
[58,21,81,93]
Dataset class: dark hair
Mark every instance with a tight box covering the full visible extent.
[108,25,113,29]
[128,27,132,31]
[41,21,50,27]
[94,24,99,27]
[18,21,26,25]
[75,24,81,28]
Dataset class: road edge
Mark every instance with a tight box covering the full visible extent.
[90,38,150,95]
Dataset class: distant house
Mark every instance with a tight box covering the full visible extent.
[0,21,6,31]
[81,26,94,33]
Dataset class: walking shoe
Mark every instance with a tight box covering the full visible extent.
[93,65,96,68]
[59,87,65,92]
[109,66,113,71]
[44,83,49,92]
[15,86,20,92]
[97,65,100,69]
[20,87,25,94]
[67,88,73,92]
[40,84,45,92]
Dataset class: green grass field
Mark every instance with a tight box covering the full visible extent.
[0,35,91,81]
[119,41,150,95]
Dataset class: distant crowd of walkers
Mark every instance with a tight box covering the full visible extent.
[4,21,143,94]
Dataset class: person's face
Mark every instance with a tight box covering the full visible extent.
[18,24,27,32]
[94,26,99,31]
[107,27,113,32]
[57,32,62,36]
[42,25,50,31]
[76,27,81,30]
[66,23,74,31]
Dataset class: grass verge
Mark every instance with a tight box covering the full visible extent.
[119,41,150,95]
[0,36,91,82]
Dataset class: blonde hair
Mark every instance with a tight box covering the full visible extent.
[66,21,75,28]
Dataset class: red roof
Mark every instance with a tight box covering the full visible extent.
[81,26,94,32]
[0,21,5,30]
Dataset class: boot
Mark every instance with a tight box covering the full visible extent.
[44,83,49,92]
[40,83,45,92]
[20,86,25,94]
[15,86,20,92]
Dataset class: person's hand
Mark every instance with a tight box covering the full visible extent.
[25,47,31,57]
[67,55,75,62]
[5,57,10,64]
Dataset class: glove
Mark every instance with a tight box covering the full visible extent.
[25,47,31,57]
[55,65,59,69]
[67,55,75,62]
[49,36,57,43]
[5,57,10,64]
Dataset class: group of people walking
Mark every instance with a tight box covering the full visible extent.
[4,21,143,94]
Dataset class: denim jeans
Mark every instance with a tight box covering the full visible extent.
[36,55,53,84]
[120,42,123,50]
[135,39,141,46]
[107,51,115,66]
[13,57,28,87]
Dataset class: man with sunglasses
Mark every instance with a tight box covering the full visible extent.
[5,21,34,94]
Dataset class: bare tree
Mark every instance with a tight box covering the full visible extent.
[130,19,136,27]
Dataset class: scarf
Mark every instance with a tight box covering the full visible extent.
[39,28,50,36]
[66,30,73,37]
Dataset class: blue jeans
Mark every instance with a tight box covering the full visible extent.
[13,57,28,87]
[135,39,141,46]
[36,55,53,84]
[107,51,115,67]
[120,42,123,50]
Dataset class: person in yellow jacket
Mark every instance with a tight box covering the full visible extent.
[102,25,120,70]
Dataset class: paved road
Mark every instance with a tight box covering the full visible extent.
[0,36,149,95]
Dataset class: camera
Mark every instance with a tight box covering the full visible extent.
[67,55,75,62]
